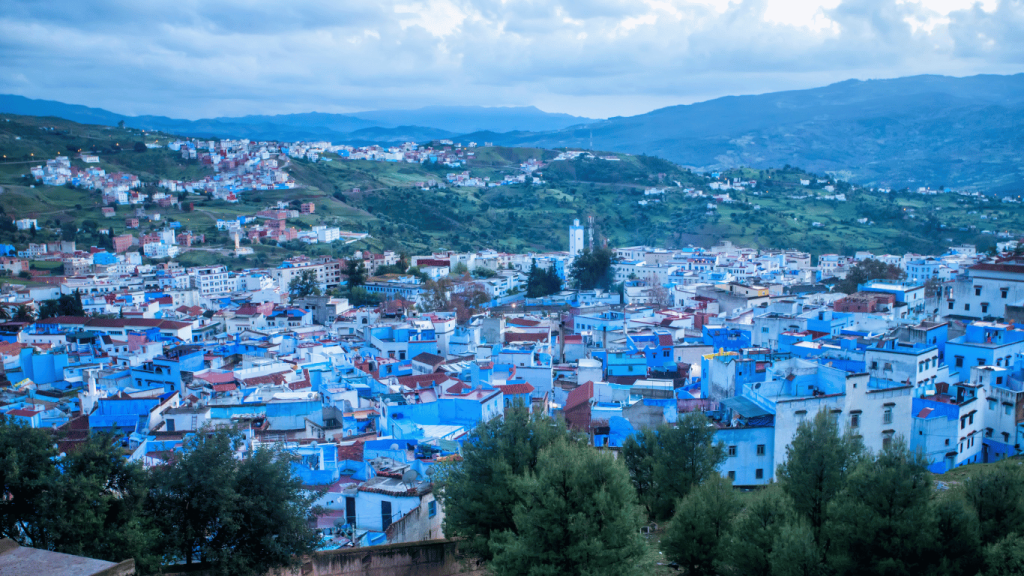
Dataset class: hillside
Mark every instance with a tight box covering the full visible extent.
[5,74,1024,192]
[0,113,1021,268]
[484,74,1024,193]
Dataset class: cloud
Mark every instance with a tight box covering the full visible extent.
[0,0,1021,119]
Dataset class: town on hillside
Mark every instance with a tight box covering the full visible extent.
[3,203,1024,550]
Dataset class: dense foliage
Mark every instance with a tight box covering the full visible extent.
[620,412,727,520]
[0,417,321,575]
[833,257,906,294]
[568,247,615,290]
[525,259,562,297]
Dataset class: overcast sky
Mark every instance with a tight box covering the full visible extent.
[2,0,1021,119]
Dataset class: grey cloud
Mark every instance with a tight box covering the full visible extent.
[0,0,1021,119]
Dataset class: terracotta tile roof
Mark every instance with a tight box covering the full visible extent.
[395,373,453,388]
[445,382,471,395]
[412,352,445,366]
[657,334,674,347]
[495,382,535,396]
[212,383,237,392]
[194,371,236,384]
[338,440,365,462]
[565,381,594,412]
[505,332,550,343]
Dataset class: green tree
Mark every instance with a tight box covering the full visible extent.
[931,495,982,576]
[824,437,936,576]
[620,428,658,518]
[435,401,573,560]
[288,269,322,301]
[0,415,57,545]
[777,409,863,543]
[985,534,1024,576]
[834,258,905,293]
[961,460,1024,543]
[36,433,159,571]
[451,261,469,275]
[568,247,615,290]
[660,474,739,576]
[344,257,367,288]
[0,420,157,570]
[622,413,726,521]
[147,427,241,567]
[488,439,647,576]
[769,522,824,576]
[471,266,496,278]
[220,444,323,576]
[721,487,797,576]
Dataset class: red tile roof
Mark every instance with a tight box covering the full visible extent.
[657,334,674,347]
[565,381,594,412]
[194,371,236,384]
[212,383,237,392]
[338,440,365,462]
[495,383,535,396]
[395,373,454,388]
[505,332,550,343]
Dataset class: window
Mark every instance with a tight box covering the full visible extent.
[979,358,986,366]
[795,411,807,424]
[757,444,766,456]
[871,361,878,370]
[762,327,769,333]
[1006,405,1013,416]
[969,413,975,425]
[982,303,989,314]
[961,417,968,430]
[955,356,964,368]
[948,301,954,310]
[986,428,993,438]
[975,287,982,296]
[990,399,998,411]
[1004,432,1011,443]
[883,408,893,425]
[727,471,736,481]
[882,432,893,450]
[664,350,671,358]
[965,304,971,311]
[883,362,892,371]
[728,445,737,457]
[998,377,1004,385]
[428,500,437,518]
[1002,289,1008,299]
[850,414,860,428]
[755,469,764,480]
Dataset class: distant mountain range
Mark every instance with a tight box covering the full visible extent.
[0,94,593,144]
[4,73,1024,191]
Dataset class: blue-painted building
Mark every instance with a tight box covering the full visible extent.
[946,323,1024,381]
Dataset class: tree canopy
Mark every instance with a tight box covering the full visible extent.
[435,401,573,560]
[621,412,726,520]
[488,439,648,576]
[525,259,562,298]
[288,269,322,301]
[834,258,906,294]
[568,247,615,290]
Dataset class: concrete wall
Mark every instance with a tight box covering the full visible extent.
[160,540,484,576]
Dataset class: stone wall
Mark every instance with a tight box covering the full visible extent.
[159,539,485,576]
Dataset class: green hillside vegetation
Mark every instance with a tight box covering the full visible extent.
[1,113,1022,268]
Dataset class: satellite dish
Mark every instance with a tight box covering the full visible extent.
[390,443,400,451]
[402,469,419,485]
[425,465,435,478]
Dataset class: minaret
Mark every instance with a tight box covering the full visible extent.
[569,219,585,257]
